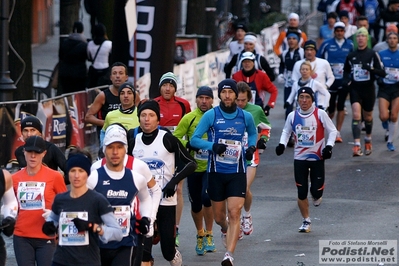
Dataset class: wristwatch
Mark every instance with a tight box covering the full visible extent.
[96,226,102,234]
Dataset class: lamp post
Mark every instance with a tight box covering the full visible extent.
[0,0,17,102]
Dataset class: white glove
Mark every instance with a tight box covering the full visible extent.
[145,222,154,238]
[42,209,51,219]
[277,74,285,84]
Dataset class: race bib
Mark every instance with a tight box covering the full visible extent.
[17,182,46,210]
[59,211,89,246]
[216,139,242,164]
[250,91,256,104]
[113,205,131,237]
[331,63,344,79]
[353,64,370,82]
[242,132,248,149]
[296,125,316,147]
[194,149,209,161]
[384,67,399,84]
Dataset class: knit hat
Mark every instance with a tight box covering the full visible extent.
[356,27,369,38]
[138,100,161,121]
[159,72,177,89]
[66,153,91,176]
[286,30,301,41]
[235,24,248,32]
[73,21,84,33]
[339,10,349,18]
[288,13,299,21]
[304,40,317,51]
[218,79,238,98]
[24,136,46,153]
[386,24,398,34]
[334,22,346,30]
[196,86,214,99]
[243,34,257,44]
[297,87,315,102]
[21,116,43,134]
[118,82,135,95]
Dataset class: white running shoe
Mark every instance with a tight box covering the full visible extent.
[169,249,182,266]
[221,253,234,266]
[312,197,322,207]
[241,215,253,235]
[298,220,311,233]
[221,230,227,248]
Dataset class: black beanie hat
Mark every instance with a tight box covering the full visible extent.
[196,86,214,99]
[21,116,43,134]
[218,79,238,98]
[297,87,315,102]
[138,100,161,121]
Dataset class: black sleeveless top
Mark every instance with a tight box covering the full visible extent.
[99,88,120,120]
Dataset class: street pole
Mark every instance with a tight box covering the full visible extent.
[0,0,16,102]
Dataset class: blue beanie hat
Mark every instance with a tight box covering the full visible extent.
[66,153,91,176]
[196,86,214,99]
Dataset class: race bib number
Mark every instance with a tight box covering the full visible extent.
[384,67,399,84]
[59,211,89,246]
[194,149,209,161]
[331,63,344,79]
[113,205,131,237]
[353,64,370,82]
[242,132,248,149]
[17,182,46,210]
[296,125,316,147]
[216,139,242,164]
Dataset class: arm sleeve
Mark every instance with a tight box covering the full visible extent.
[320,110,338,146]
[279,112,294,146]
[190,110,215,151]
[133,171,152,218]
[317,42,327,58]
[46,211,60,227]
[127,128,137,155]
[50,145,67,173]
[164,134,197,185]
[372,52,386,78]
[148,182,161,221]
[173,116,189,147]
[287,83,298,104]
[2,186,18,218]
[244,111,258,147]
[324,60,335,88]
[99,212,124,244]
[15,147,27,168]
[314,80,331,108]
[224,54,238,78]
[260,73,278,107]
[273,32,285,56]
[260,56,276,81]
[86,170,99,190]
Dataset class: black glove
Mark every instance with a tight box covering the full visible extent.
[275,143,285,156]
[284,102,291,109]
[256,138,267,150]
[212,143,227,155]
[42,221,57,236]
[136,217,150,235]
[1,217,15,237]
[317,105,324,110]
[162,181,177,198]
[186,141,199,152]
[245,146,256,160]
[361,64,372,72]
[322,145,333,160]
[263,105,271,116]
[72,218,92,232]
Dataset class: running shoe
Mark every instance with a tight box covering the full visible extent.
[335,132,343,143]
[221,230,227,248]
[387,142,395,151]
[298,220,311,233]
[175,228,180,247]
[312,196,322,207]
[361,121,366,131]
[169,249,182,266]
[195,235,206,255]
[241,215,253,235]
[238,226,243,240]
[364,141,372,156]
[204,233,216,252]
[221,253,234,266]
[352,145,363,157]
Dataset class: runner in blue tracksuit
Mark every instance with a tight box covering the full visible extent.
[318,22,354,143]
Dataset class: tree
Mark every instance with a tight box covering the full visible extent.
[9,0,33,100]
